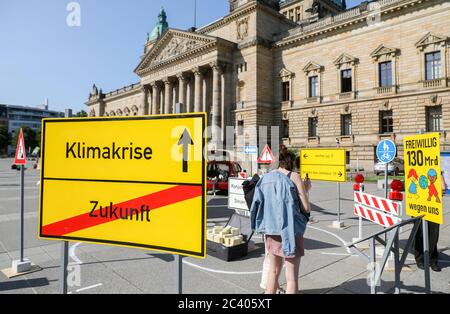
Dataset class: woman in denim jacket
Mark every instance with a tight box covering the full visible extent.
[251,148,311,294]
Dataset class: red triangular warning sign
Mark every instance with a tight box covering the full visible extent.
[14,129,26,166]
[257,144,274,164]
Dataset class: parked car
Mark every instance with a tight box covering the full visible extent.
[207,160,242,193]
[374,157,404,176]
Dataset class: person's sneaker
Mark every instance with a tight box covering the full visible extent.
[431,264,442,272]
[417,261,424,270]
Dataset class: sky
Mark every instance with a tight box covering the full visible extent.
[0,0,363,113]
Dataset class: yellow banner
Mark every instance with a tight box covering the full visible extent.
[300,149,346,166]
[300,165,347,183]
[404,133,443,225]
[39,114,207,258]
[300,149,347,182]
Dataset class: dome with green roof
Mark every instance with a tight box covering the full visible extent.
[148,7,169,42]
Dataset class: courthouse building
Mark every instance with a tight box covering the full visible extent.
[86,0,450,172]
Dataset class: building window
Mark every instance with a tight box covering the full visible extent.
[309,76,319,98]
[346,151,351,165]
[341,69,352,93]
[282,120,290,138]
[238,120,244,136]
[425,51,441,80]
[426,106,443,132]
[380,110,393,134]
[341,114,352,136]
[379,61,392,87]
[282,81,290,102]
[308,117,318,137]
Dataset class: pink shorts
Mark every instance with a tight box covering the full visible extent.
[266,235,305,258]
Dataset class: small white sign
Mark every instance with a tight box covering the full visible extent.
[228,178,249,212]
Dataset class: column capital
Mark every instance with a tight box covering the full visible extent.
[141,84,149,93]
[193,67,204,77]
[210,61,225,74]
[177,72,188,81]
[163,77,173,86]
[150,81,162,88]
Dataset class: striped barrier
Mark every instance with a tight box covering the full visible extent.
[354,191,402,228]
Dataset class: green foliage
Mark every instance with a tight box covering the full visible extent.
[0,126,9,153]
[76,110,88,117]
[12,126,40,152]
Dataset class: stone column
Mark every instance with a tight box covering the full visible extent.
[211,62,223,145]
[140,85,149,115]
[177,73,187,113]
[193,67,204,112]
[151,82,161,115]
[222,64,232,143]
[163,78,173,114]
[187,77,194,113]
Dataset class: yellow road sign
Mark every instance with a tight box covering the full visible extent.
[300,149,347,182]
[300,165,347,183]
[39,114,207,258]
[300,149,346,167]
[404,133,443,225]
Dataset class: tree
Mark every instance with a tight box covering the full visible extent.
[0,126,9,154]
[76,110,88,117]
[12,126,39,153]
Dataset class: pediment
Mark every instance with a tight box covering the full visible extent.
[334,53,358,67]
[415,32,448,49]
[303,61,323,73]
[279,68,294,78]
[370,44,399,59]
[135,29,218,75]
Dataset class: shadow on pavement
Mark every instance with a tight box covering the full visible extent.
[304,238,340,250]
[0,278,50,291]
[207,197,234,220]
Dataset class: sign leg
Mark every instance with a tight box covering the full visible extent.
[333,183,344,228]
[20,165,25,262]
[394,232,400,294]
[370,237,377,294]
[175,255,182,294]
[423,220,431,294]
[60,241,69,294]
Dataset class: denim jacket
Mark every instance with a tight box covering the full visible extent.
[250,170,307,257]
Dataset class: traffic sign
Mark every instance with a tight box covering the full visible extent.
[38,114,207,258]
[376,140,397,164]
[404,133,443,225]
[300,149,347,182]
[14,129,27,165]
[244,146,258,155]
[257,144,274,164]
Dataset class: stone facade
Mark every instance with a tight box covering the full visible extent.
[87,0,450,172]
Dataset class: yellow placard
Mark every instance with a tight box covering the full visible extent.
[404,133,443,225]
[300,165,347,183]
[38,114,207,258]
[301,149,346,166]
[300,149,347,182]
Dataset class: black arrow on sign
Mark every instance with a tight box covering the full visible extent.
[338,171,343,177]
[178,129,194,173]
[303,154,308,159]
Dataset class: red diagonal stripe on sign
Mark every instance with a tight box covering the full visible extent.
[386,215,394,226]
[381,199,391,213]
[355,192,362,203]
[371,196,380,210]
[363,194,370,207]
[42,185,202,237]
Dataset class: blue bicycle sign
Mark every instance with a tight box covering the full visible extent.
[376,140,397,164]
